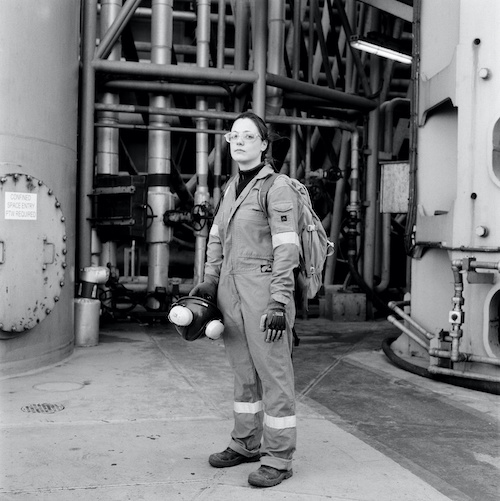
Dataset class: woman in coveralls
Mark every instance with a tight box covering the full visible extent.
[190,111,300,488]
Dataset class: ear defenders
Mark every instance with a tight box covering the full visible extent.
[168,296,224,341]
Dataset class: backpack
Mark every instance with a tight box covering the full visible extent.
[259,173,335,302]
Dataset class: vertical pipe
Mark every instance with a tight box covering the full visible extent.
[193,0,212,285]
[347,130,361,248]
[252,0,268,118]
[289,0,301,180]
[304,0,314,178]
[232,0,250,175]
[78,0,98,270]
[324,0,358,285]
[232,0,250,79]
[265,0,285,117]
[147,0,174,306]
[97,0,121,275]
[213,0,226,206]
[347,0,359,95]
[324,131,350,284]
[362,9,381,310]
[96,0,121,178]
[450,261,465,363]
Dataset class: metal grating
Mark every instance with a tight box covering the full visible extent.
[21,403,65,414]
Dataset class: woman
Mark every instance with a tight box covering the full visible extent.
[190,111,300,488]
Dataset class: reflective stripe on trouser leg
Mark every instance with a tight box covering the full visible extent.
[254,338,296,471]
[230,400,264,456]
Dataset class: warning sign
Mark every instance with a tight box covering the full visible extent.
[4,192,37,220]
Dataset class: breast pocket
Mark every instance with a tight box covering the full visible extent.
[234,208,273,260]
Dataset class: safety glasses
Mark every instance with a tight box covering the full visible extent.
[224,131,261,144]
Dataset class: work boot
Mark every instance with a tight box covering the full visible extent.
[248,465,293,487]
[208,447,260,468]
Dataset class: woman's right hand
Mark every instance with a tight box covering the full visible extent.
[189,281,217,301]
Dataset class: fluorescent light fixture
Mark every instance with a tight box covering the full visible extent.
[350,35,412,65]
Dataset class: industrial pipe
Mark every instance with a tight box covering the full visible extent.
[342,125,393,317]
[78,0,98,270]
[213,0,226,207]
[324,131,350,285]
[104,80,231,97]
[232,0,251,121]
[95,102,239,121]
[93,59,258,84]
[387,300,434,340]
[95,0,122,312]
[146,0,175,309]
[427,365,500,384]
[362,10,381,300]
[123,4,235,24]
[447,259,466,362]
[387,315,430,351]
[289,0,302,180]
[193,0,212,285]
[266,73,377,111]
[265,0,285,116]
[324,3,358,286]
[428,349,500,367]
[252,0,268,117]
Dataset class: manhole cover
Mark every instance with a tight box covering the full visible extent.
[34,382,84,392]
[0,172,67,335]
[21,403,65,414]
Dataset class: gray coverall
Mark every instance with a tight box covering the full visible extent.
[204,163,300,471]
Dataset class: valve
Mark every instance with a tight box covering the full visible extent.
[448,310,464,325]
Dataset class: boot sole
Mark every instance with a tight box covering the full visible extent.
[209,454,260,468]
[248,468,293,487]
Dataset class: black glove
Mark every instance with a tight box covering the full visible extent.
[189,279,217,301]
[260,300,286,342]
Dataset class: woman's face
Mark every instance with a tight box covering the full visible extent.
[229,118,268,170]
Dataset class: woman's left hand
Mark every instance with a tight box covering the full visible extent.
[259,301,286,342]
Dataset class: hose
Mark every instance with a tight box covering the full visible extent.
[347,254,392,317]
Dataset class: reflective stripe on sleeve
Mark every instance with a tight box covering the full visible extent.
[264,412,297,429]
[209,223,219,236]
[272,231,300,249]
[234,401,264,414]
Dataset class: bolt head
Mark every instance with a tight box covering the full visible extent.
[479,68,490,79]
[475,226,488,237]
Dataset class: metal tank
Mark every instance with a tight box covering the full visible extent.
[388,0,500,385]
[0,0,80,377]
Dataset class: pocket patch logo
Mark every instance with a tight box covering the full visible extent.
[281,215,288,222]
[260,264,272,273]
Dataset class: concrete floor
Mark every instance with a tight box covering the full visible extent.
[0,316,498,500]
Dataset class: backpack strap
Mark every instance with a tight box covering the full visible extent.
[258,173,280,217]
[212,175,237,218]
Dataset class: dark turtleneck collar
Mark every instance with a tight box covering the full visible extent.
[236,161,266,197]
